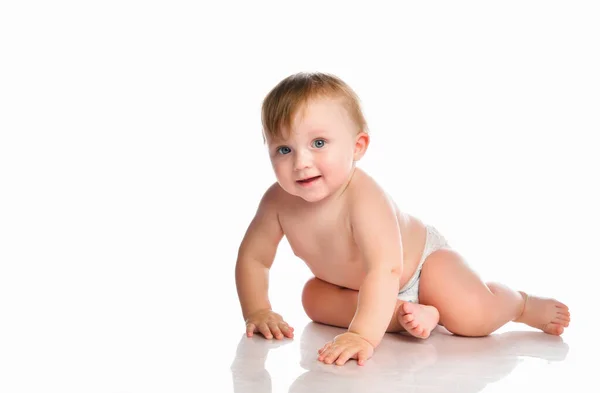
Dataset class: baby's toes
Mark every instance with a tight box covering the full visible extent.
[544,323,564,335]
[402,314,415,324]
[558,309,570,318]
[413,326,424,337]
[554,300,568,309]
[556,314,570,323]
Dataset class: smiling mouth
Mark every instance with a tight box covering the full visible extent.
[297,176,321,184]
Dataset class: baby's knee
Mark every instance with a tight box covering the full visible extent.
[442,301,497,337]
[301,277,322,318]
[444,319,495,337]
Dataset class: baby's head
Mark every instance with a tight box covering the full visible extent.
[261,72,370,202]
[261,72,368,141]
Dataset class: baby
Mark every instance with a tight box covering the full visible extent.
[235,72,570,366]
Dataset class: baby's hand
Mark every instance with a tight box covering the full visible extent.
[245,309,294,340]
[317,332,374,366]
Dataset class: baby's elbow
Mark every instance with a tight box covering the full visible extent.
[390,266,403,278]
[365,259,402,278]
[368,265,402,278]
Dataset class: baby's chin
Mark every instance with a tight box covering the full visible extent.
[298,194,328,203]
[281,184,330,203]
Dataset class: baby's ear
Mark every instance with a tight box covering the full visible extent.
[353,132,370,161]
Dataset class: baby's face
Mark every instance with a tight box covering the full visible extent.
[265,97,364,203]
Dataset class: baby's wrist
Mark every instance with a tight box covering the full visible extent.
[347,330,378,348]
[244,307,273,321]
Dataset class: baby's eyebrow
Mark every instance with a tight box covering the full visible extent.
[306,128,327,135]
[269,129,328,146]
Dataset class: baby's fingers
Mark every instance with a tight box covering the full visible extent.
[357,350,369,366]
[246,323,256,337]
[280,322,294,338]
[335,349,356,366]
[268,322,284,340]
[321,346,345,364]
[318,342,332,355]
[258,323,273,339]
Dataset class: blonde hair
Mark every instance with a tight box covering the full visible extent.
[261,72,368,141]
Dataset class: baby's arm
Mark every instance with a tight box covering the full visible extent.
[235,184,292,339]
[348,188,403,347]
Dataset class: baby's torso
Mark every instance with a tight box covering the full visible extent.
[278,200,361,288]
[276,178,428,290]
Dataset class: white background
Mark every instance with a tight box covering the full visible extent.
[1,1,598,392]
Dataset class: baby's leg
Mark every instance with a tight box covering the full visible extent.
[302,277,438,336]
[418,249,570,336]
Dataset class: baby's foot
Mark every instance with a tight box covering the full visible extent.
[397,302,440,339]
[515,292,570,336]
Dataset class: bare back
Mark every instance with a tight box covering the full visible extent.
[273,168,428,290]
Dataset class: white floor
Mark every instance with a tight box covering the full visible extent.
[2,231,598,393]
[231,320,585,393]
[1,284,595,393]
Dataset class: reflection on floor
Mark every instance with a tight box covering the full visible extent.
[231,322,572,393]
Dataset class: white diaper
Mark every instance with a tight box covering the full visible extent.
[397,225,449,303]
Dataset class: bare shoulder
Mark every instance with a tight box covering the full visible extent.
[347,169,396,211]
[252,181,289,229]
[259,181,287,208]
[346,168,400,233]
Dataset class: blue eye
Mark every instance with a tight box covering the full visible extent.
[312,139,326,148]
[277,146,291,155]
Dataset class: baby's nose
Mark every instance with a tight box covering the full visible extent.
[294,149,313,170]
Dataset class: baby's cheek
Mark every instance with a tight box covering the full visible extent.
[324,152,346,168]
[273,166,288,181]
[331,153,353,174]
